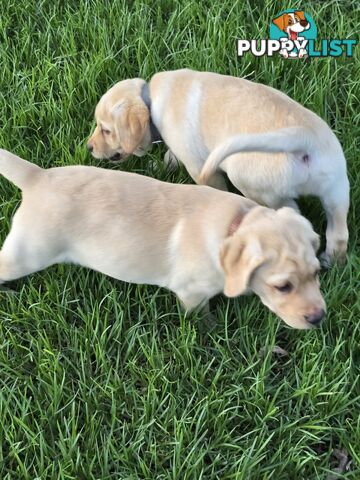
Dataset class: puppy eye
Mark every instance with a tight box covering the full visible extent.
[102,128,111,135]
[275,282,293,293]
[288,19,293,25]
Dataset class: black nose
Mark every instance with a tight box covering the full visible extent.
[87,143,93,153]
[300,20,308,27]
[305,308,325,326]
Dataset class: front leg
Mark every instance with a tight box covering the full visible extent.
[205,172,228,191]
[178,291,209,312]
[178,292,217,333]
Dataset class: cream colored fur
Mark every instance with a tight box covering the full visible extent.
[0,149,325,329]
[88,69,349,265]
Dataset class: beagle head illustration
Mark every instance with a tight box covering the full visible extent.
[272,11,310,40]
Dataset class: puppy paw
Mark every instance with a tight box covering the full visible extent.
[320,251,347,269]
[320,252,332,269]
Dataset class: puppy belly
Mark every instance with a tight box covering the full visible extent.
[67,244,171,288]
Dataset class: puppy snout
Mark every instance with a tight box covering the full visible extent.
[305,308,325,326]
[87,143,94,153]
[300,20,308,27]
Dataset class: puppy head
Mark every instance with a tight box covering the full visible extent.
[220,207,325,329]
[87,79,152,161]
[273,11,310,35]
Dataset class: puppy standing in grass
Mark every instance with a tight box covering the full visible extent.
[87,69,349,265]
[0,149,325,329]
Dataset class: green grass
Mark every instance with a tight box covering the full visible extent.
[0,0,359,478]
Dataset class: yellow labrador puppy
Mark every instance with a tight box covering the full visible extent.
[87,69,349,265]
[0,149,325,329]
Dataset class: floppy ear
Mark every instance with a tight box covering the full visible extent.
[295,10,306,20]
[220,237,266,297]
[112,101,149,154]
[272,14,287,32]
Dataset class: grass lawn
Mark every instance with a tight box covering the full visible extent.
[0,1,359,478]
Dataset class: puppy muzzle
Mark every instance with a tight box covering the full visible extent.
[305,308,325,327]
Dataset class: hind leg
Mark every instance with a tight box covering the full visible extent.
[320,177,349,266]
[193,170,228,191]
[266,197,300,212]
[278,198,300,212]
[0,215,58,283]
[186,163,228,191]
[244,191,300,213]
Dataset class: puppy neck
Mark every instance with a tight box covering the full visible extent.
[141,83,163,143]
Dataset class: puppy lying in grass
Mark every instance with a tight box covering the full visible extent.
[0,149,325,329]
[87,69,349,266]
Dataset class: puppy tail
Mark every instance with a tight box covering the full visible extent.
[198,126,315,185]
[0,149,42,190]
